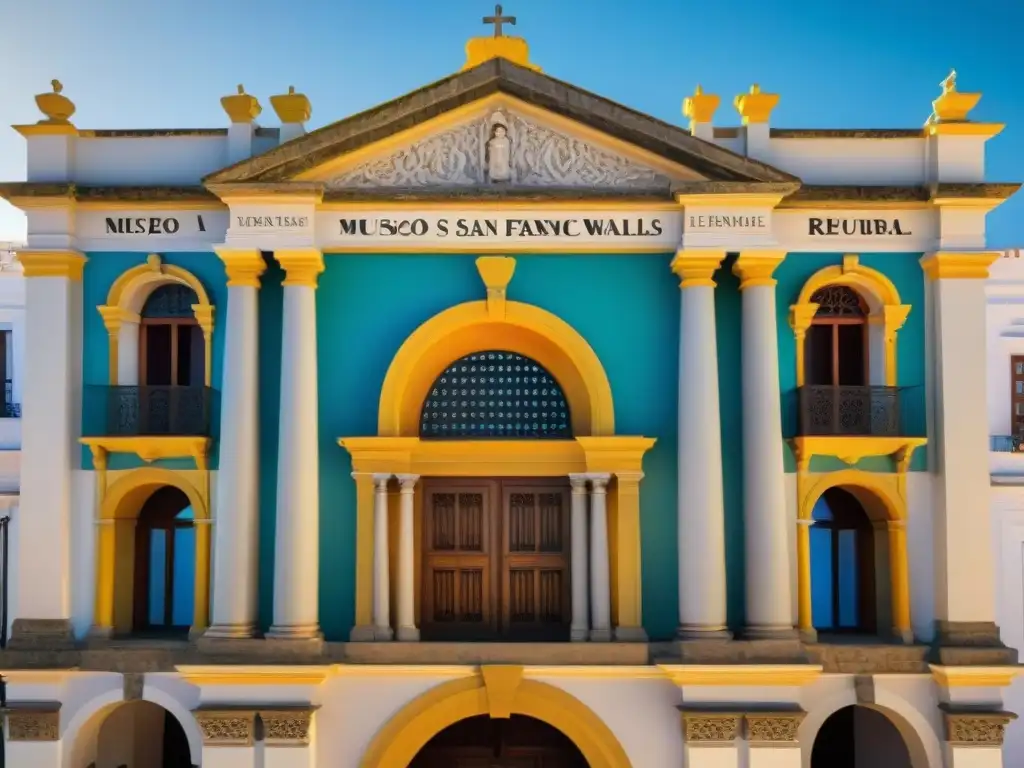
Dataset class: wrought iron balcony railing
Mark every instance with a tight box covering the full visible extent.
[83,385,216,438]
[796,385,906,438]
[991,435,1024,453]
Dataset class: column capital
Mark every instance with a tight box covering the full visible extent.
[614,471,645,484]
[732,250,786,290]
[588,473,611,492]
[670,249,726,289]
[276,248,325,288]
[920,250,1000,280]
[371,473,392,488]
[214,246,266,288]
[568,473,589,491]
[396,473,419,490]
[17,249,86,280]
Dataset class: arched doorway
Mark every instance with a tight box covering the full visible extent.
[90,700,193,768]
[811,705,913,768]
[410,714,588,767]
[133,486,196,634]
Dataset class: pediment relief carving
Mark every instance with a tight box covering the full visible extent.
[323,108,681,190]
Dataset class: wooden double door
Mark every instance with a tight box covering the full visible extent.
[421,479,571,641]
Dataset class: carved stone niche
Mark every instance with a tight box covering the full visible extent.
[679,709,742,745]
[745,711,806,745]
[941,705,1018,747]
[193,709,256,747]
[259,707,318,747]
[3,701,62,742]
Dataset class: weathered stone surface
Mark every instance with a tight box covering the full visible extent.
[194,709,256,746]
[680,711,741,743]
[805,642,930,674]
[745,711,806,744]
[941,707,1018,747]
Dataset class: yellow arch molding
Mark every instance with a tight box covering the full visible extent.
[98,254,214,386]
[93,467,210,636]
[795,468,912,642]
[378,300,616,437]
[360,670,633,768]
[789,254,911,387]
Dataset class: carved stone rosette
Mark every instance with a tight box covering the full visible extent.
[261,709,314,747]
[193,710,256,747]
[7,710,59,741]
[943,711,1018,747]
[745,712,806,745]
[680,711,741,744]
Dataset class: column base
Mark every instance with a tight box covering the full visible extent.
[798,627,818,643]
[570,624,590,642]
[589,628,613,642]
[350,625,377,642]
[742,625,800,641]
[86,624,114,641]
[266,624,323,642]
[396,625,420,642]
[201,622,258,640]
[930,620,1018,665]
[676,625,732,641]
[614,625,648,642]
[9,618,76,650]
[891,627,915,645]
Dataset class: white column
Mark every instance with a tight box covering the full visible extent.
[116,321,140,385]
[395,473,419,641]
[10,251,85,648]
[268,249,324,642]
[589,473,612,642]
[733,252,794,638]
[205,248,265,638]
[671,250,730,639]
[372,473,393,640]
[923,252,1004,648]
[569,474,590,641]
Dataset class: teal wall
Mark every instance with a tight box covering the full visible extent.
[80,251,228,470]
[77,249,929,640]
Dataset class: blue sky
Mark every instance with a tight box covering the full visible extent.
[0,0,1021,246]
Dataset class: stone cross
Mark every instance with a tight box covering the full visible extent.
[483,4,516,37]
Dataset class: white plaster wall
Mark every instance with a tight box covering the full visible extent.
[990,487,1024,765]
[74,136,230,185]
[70,469,96,637]
[906,472,936,641]
[759,138,926,185]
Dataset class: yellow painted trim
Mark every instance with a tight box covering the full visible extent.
[275,248,324,288]
[463,35,541,71]
[793,466,918,637]
[93,467,210,635]
[333,665,477,678]
[298,92,705,184]
[920,251,1000,280]
[732,250,786,290]
[322,244,676,255]
[609,472,643,632]
[12,123,79,137]
[176,665,333,686]
[0,670,79,684]
[215,247,266,288]
[658,664,823,687]
[926,122,1004,138]
[75,201,224,211]
[17,250,86,280]
[734,84,779,125]
[101,254,214,386]
[80,436,211,468]
[929,665,1020,689]
[791,436,926,469]
[377,301,615,438]
[475,256,515,319]
[790,254,910,387]
[359,672,633,768]
[674,193,788,208]
[778,199,932,211]
[670,249,726,289]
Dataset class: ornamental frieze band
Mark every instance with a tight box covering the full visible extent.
[680,711,742,743]
[745,712,806,744]
[943,709,1018,747]
[193,710,256,747]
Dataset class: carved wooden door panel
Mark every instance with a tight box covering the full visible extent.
[501,485,571,641]
[421,482,497,640]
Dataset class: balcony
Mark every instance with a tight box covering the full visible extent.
[792,385,926,469]
[990,435,1024,480]
[81,385,217,467]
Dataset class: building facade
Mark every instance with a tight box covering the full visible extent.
[0,25,1019,768]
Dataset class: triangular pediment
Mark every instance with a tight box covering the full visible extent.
[204,59,796,190]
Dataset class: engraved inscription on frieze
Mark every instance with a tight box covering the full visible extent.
[327,109,674,190]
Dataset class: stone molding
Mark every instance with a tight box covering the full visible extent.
[194,710,256,747]
[942,709,1018,747]
[261,708,315,747]
[680,711,742,744]
[745,711,806,745]
[4,703,61,741]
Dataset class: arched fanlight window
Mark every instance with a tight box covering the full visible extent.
[805,285,869,387]
[420,351,571,439]
[140,284,205,387]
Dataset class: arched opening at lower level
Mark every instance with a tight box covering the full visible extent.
[77,700,194,768]
[133,486,196,634]
[410,714,588,767]
[811,705,913,768]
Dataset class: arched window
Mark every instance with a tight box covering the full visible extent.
[420,351,571,439]
[133,486,195,634]
[805,285,868,387]
[810,488,876,633]
[140,284,205,387]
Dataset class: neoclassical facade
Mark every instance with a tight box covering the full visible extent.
[0,21,1019,768]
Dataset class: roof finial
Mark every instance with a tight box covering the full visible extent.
[221,84,262,124]
[271,85,312,124]
[483,4,516,37]
[34,79,76,124]
[929,69,981,124]
[941,69,957,94]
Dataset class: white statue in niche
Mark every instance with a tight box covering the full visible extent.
[486,112,512,182]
